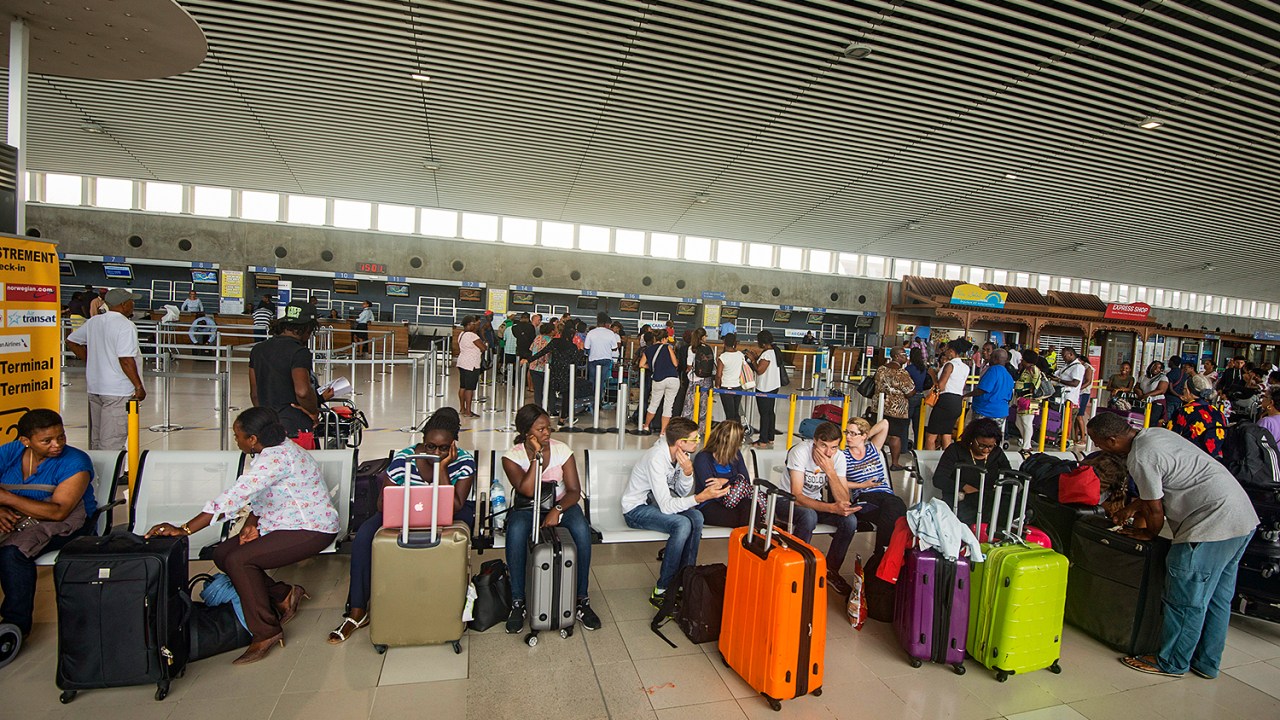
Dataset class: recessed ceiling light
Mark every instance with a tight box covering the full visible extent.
[693,192,711,204]
[1004,173,1018,180]
[411,73,431,83]
[422,158,441,171]
[843,44,872,59]
[79,122,104,134]
[1139,119,1164,130]
[907,221,921,230]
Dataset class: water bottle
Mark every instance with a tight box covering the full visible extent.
[490,480,507,533]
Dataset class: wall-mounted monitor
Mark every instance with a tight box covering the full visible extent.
[576,296,599,310]
[676,302,698,316]
[806,312,825,325]
[720,306,739,320]
[103,263,133,281]
[191,269,219,284]
[459,287,483,303]
[386,282,410,298]
[511,290,535,305]
[59,260,76,277]
[773,310,792,323]
[334,278,360,294]
[254,272,280,290]
[854,315,874,328]
[618,299,640,313]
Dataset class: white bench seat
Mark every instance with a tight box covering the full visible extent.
[35,450,127,567]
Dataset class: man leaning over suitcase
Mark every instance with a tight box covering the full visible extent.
[1088,413,1258,680]
[621,418,729,609]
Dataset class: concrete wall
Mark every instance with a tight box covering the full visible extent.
[26,205,890,314]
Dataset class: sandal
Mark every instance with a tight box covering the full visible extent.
[750,441,773,449]
[890,464,909,472]
[327,615,370,645]
[1120,655,1182,678]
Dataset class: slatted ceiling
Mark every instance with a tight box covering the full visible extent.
[6,1,1280,299]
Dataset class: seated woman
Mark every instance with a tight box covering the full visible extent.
[501,404,601,634]
[146,407,339,665]
[328,407,476,644]
[933,418,1012,525]
[0,409,96,640]
[837,417,908,555]
[691,420,757,528]
[1172,374,1229,462]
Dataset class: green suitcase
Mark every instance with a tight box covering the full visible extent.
[966,474,1068,682]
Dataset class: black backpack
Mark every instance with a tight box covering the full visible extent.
[1020,453,1078,498]
[651,563,727,648]
[693,346,715,378]
[1225,422,1280,490]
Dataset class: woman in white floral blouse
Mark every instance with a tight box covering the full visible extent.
[147,407,339,665]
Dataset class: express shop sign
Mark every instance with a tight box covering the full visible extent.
[1104,302,1152,321]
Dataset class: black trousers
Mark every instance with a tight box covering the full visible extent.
[756,396,777,442]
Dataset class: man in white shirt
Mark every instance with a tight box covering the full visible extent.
[584,313,620,410]
[66,288,146,450]
[621,418,728,608]
[1055,347,1086,409]
[786,422,861,596]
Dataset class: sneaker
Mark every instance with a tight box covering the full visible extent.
[826,571,853,596]
[576,598,602,631]
[505,600,526,634]
[649,587,667,610]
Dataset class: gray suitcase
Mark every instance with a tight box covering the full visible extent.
[370,454,470,654]
[522,451,577,646]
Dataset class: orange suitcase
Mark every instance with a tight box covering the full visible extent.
[718,482,826,711]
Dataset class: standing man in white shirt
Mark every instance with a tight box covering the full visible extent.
[584,313,620,411]
[65,288,146,450]
[1055,347,1086,442]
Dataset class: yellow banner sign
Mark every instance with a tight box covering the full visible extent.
[0,234,61,440]
[950,283,1007,309]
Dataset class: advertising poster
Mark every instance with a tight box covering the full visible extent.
[220,269,245,314]
[0,235,61,440]
[487,288,508,315]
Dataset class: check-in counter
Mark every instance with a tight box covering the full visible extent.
[145,312,410,353]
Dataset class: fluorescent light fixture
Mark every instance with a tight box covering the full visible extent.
[80,122,104,134]
[693,192,710,204]
[423,158,441,171]
[907,221,921,230]
[843,44,872,59]
[1139,119,1163,130]
[1004,173,1018,180]
[411,73,431,83]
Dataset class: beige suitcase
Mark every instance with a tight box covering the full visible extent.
[369,455,470,653]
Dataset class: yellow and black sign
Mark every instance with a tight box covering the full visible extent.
[0,234,61,440]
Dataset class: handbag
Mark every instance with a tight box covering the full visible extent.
[856,374,877,399]
[923,388,940,407]
[740,362,756,390]
[1058,465,1101,505]
[469,559,512,631]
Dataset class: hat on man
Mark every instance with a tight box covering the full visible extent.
[1189,373,1215,400]
[104,288,142,307]
[280,300,317,325]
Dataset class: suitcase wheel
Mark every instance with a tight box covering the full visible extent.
[374,644,388,655]
[811,688,823,697]
[952,663,966,676]
[719,652,729,668]
[909,657,923,669]
[560,627,572,639]
[1049,660,1062,674]
[452,641,462,654]
[996,671,1009,682]
[155,681,170,701]
[764,694,782,712]
[525,632,538,647]
[0,623,21,670]
[59,690,77,704]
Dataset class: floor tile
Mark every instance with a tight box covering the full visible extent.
[881,673,1001,720]
[284,628,386,692]
[270,688,375,720]
[593,562,658,590]
[1006,705,1091,720]
[1223,660,1280,700]
[370,679,466,717]
[594,660,655,718]
[656,699,749,720]
[633,653,733,710]
[377,639,469,685]
[604,585,664,622]
[617,619,706,661]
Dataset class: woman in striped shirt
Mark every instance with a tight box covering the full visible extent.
[327,407,476,644]
[835,417,907,555]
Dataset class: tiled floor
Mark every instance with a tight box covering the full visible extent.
[4,357,1280,719]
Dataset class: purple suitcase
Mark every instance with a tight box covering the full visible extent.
[893,547,970,675]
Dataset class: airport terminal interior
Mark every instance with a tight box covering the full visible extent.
[2,1,1280,719]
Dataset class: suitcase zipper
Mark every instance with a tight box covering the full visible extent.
[786,538,818,697]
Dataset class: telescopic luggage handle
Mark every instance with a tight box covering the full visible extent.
[996,469,1034,539]
[747,479,794,556]
[987,478,1022,544]
[953,462,986,517]
[400,453,442,546]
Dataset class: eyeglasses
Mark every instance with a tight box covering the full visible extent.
[683,434,700,443]
[845,429,863,437]
[973,441,998,452]
[420,442,452,454]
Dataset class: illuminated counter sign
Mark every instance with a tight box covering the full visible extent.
[1104,302,1152,322]
[950,283,1007,309]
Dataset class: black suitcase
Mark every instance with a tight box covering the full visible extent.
[54,532,190,703]
[1026,493,1107,557]
[1065,516,1169,655]
[345,453,393,543]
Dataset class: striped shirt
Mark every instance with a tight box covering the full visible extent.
[252,306,274,329]
[834,446,893,497]
[388,446,477,488]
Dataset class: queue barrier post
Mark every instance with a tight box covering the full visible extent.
[128,399,141,494]
[786,394,797,451]
[876,392,885,423]
[1060,400,1073,452]
[704,387,714,437]
[917,405,927,451]
[627,368,650,435]
[541,365,551,411]
[840,395,851,450]
[1038,400,1050,452]
[561,364,580,433]
[692,385,701,422]
[1142,402,1152,429]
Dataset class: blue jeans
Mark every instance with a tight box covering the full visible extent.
[1158,531,1253,676]
[504,503,592,602]
[345,502,475,610]
[0,530,85,634]
[792,505,858,574]
[587,359,613,407]
[624,504,704,590]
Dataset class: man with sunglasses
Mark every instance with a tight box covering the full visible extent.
[622,418,730,608]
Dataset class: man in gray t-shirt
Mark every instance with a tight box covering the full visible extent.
[1088,415,1257,681]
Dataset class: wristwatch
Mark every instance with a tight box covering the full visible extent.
[554,503,564,512]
